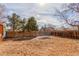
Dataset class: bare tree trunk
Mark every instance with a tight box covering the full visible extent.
[13,24,15,38]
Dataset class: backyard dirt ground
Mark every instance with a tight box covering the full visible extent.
[0,36,79,56]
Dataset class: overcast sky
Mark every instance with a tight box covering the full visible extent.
[2,3,76,28]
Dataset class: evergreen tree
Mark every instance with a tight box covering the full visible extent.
[8,13,21,31]
[20,18,26,32]
[26,17,38,32]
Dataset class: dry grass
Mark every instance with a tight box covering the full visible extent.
[0,36,79,56]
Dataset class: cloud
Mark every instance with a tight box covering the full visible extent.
[3,3,67,28]
[37,15,63,27]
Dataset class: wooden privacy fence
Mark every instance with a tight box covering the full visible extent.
[7,30,79,39]
[51,30,79,39]
[7,31,52,38]
[7,31,39,38]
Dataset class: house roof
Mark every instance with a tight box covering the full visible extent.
[0,22,3,26]
[72,21,79,26]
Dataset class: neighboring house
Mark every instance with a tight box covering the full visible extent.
[0,21,11,39]
[72,21,79,31]
[0,22,3,39]
[39,27,54,35]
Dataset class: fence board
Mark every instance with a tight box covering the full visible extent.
[51,30,79,39]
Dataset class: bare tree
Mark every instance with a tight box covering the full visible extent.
[67,3,79,31]
[53,3,79,31]
[67,3,79,12]
[53,8,72,26]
